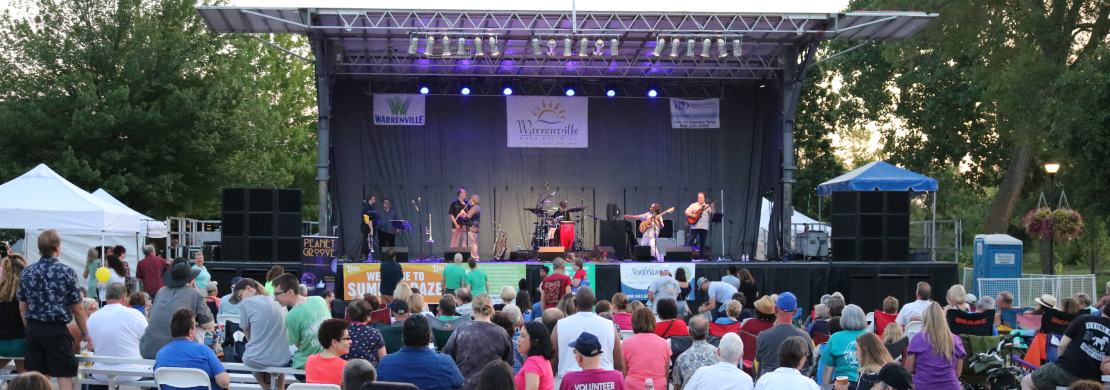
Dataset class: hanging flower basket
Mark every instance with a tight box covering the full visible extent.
[1022,207,1083,241]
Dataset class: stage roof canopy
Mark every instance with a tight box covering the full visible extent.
[197,7,936,80]
[817,161,938,196]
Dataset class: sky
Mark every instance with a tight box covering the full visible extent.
[227,0,851,13]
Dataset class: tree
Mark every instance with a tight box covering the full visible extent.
[793,62,848,220]
[0,0,318,219]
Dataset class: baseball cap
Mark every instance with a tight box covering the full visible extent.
[569,332,603,357]
[776,292,798,312]
[696,277,709,286]
[862,363,913,390]
[205,281,218,294]
[391,299,409,314]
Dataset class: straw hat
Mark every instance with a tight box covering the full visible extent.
[1034,294,1057,309]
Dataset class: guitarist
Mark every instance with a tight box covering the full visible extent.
[684,192,714,252]
[624,203,666,261]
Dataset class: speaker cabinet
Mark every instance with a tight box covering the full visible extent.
[830,191,911,262]
[377,247,409,263]
[445,248,473,263]
[537,247,564,263]
[633,246,654,262]
[599,220,630,259]
[664,246,692,262]
[221,188,303,262]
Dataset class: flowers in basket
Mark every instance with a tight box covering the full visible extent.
[1022,207,1083,241]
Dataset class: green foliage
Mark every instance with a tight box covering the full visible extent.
[0,0,318,220]
[793,64,848,220]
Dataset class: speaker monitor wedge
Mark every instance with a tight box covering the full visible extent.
[537,246,564,263]
[664,246,692,262]
[377,247,409,263]
[444,248,472,263]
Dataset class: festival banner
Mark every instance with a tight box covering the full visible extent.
[373,94,426,126]
[543,263,596,292]
[618,263,696,300]
[483,263,527,304]
[506,95,588,148]
[300,236,338,296]
[342,262,528,303]
[670,98,720,129]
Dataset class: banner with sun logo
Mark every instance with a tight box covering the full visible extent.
[506,96,588,148]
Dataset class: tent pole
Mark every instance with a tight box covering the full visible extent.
[932,192,937,262]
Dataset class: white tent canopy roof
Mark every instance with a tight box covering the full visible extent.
[92,188,169,238]
[0,164,142,233]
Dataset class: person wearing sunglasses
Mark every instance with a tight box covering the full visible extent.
[305,319,352,386]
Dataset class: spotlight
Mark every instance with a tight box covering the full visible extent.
[461,87,471,95]
[579,38,589,57]
[563,37,572,57]
[594,39,604,55]
[532,38,542,55]
[503,87,513,95]
[458,37,467,55]
[610,38,619,56]
[686,38,695,57]
[474,36,484,56]
[606,89,616,97]
[732,39,742,57]
[441,35,452,56]
[489,37,500,56]
[648,89,657,97]
[652,37,665,56]
[718,38,728,57]
[408,36,419,55]
[424,35,434,55]
[700,38,711,57]
[547,39,557,55]
[419,86,430,94]
[565,88,575,96]
[670,37,680,57]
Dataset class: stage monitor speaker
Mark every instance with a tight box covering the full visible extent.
[537,246,564,263]
[633,246,653,262]
[377,247,409,262]
[445,248,472,263]
[593,246,616,260]
[665,246,692,262]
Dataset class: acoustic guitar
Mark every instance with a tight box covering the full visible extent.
[686,201,717,225]
[639,207,675,233]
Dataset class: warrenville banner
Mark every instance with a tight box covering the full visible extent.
[618,263,696,300]
[506,95,588,148]
[373,94,426,125]
[670,98,720,129]
[543,263,596,292]
[301,236,338,296]
[342,263,527,303]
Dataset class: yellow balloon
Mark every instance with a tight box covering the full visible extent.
[95,267,110,283]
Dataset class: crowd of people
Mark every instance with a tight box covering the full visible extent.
[3,234,1110,390]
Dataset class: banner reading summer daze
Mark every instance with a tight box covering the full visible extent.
[670,98,720,129]
[543,263,596,292]
[342,262,527,303]
[373,93,426,126]
[506,95,588,148]
[300,236,338,297]
[618,262,696,300]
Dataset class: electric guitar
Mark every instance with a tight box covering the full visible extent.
[639,207,675,233]
[686,201,717,225]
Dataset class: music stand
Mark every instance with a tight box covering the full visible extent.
[391,220,413,231]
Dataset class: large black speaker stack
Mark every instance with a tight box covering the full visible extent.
[221,188,302,262]
[598,220,631,259]
[830,191,910,262]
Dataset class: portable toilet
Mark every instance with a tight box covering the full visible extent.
[972,234,1023,295]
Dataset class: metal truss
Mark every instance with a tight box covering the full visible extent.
[349,78,752,99]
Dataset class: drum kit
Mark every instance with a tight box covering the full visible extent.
[525,201,590,251]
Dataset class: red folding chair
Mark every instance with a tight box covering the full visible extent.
[873,310,898,337]
[739,330,758,375]
[709,322,740,338]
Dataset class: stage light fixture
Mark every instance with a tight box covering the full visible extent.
[408,36,419,55]
[419,86,430,94]
[717,38,728,57]
[648,89,658,97]
[424,35,434,55]
[489,37,500,56]
[457,37,467,55]
[700,38,711,57]
[531,38,542,55]
[474,36,484,56]
[578,38,588,57]
[547,39,557,55]
[503,87,513,95]
[594,39,604,55]
[441,36,452,56]
[686,38,695,57]
[670,37,680,57]
[610,38,619,56]
[563,37,572,56]
[732,39,742,57]
[461,87,471,95]
[606,89,616,97]
[565,88,576,96]
[652,37,665,56]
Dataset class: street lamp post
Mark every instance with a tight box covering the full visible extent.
[1044,161,1060,275]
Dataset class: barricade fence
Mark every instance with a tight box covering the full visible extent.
[978,274,1095,309]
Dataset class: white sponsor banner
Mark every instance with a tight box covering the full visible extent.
[670,98,720,128]
[506,96,588,148]
[373,94,426,126]
[618,263,697,301]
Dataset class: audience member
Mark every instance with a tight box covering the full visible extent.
[464,257,490,295]
[140,258,214,359]
[1067,380,1105,390]
[297,284,308,297]
[390,282,414,311]
[8,372,51,390]
[558,332,627,390]
[648,268,679,313]
[627,300,645,314]
[755,292,812,377]
[84,248,102,302]
[219,277,242,317]
[754,336,817,390]
[456,288,474,316]
[862,363,914,390]
[882,323,909,361]
[698,277,739,320]
[851,332,895,390]
[306,319,351,386]
[966,293,978,311]
[737,269,758,311]
[154,308,230,390]
[492,311,522,374]
[389,299,411,328]
[542,308,564,333]
[192,251,211,290]
[906,302,965,390]
[741,296,777,336]
[475,360,516,390]
[438,295,460,321]
[379,248,404,303]
[807,304,830,337]
[343,298,387,366]
[676,269,694,317]
[721,266,741,290]
[826,295,846,317]
[655,298,689,338]
[716,300,744,325]
[19,231,89,390]
[1022,304,1110,390]
[553,287,624,381]
[263,265,283,295]
[516,291,533,320]
[557,293,577,317]
[377,315,464,390]
[135,245,167,301]
[496,286,517,311]
[444,293,514,390]
[98,254,128,303]
[515,322,556,390]
[68,298,98,354]
[684,333,754,390]
[87,282,148,383]
[883,296,899,314]
[274,273,331,371]
[595,300,613,316]
[0,255,27,374]
[1031,294,1057,315]
[945,285,970,312]
[405,293,427,318]
[820,304,867,386]
[229,277,291,389]
[673,316,717,389]
[1095,282,1110,310]
[442,254,467,296]
[1060,297,1083,314]
[611,293,633,330]
[321,290,335,307]
[570,257,588,293]
[204,282,220,314]
[541,258,573,310]
[896,282,933,325]
[622,307,670,390]
[130,292,151,316]
[341,359,376,390]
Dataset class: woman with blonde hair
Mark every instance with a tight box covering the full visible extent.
[496,286,516,311]
[853,332,895,390]
[945,284,970,312]
[68,298,99,353]
[82,248,102,300]
[882,322,909,362]
[906,302,965,390]
[444,293,514,390]
[556,293,576,317]
[0,255,27,373]
[390,281,413,311]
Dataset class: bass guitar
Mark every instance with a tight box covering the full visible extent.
[639,207,675,233]
[686,201,717,225]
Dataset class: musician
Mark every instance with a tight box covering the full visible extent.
[377,198,400,248]
[624,203,664,261]
[684,192,714,251]
[551,201,571,222]
[361,195,378,260]
[465,195,481,259]
[448,188,468,248]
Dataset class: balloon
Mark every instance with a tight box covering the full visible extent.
[95,267,110,283]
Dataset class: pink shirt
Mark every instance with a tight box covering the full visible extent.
[559,369,626,390]
[613,312,633,331]
[514,356,554,390]
[620,333,671,390]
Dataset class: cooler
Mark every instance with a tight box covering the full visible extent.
[972,234,1023,295]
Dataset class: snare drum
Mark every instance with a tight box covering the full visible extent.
[559,221,575,249]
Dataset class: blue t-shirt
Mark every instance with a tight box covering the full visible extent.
[377,347,463,390]
[820,329,866,381]
[154,339,227,390]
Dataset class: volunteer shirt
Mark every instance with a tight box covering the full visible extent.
[443,263,467,290]
[288,296,331,369]
[819,329,866,381]
[87,303,149,382]
[239,295,292,369]
[1056,314,1110,380]
[558,368,626,390]
[542,273,572,309]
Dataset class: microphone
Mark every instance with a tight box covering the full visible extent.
[550,191,556,196]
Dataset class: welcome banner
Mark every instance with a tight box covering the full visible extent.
[618,263,697,300]
[670,98,720,128]
[373,94,426,125]
[342,263,527,303]
[506,96,588,148]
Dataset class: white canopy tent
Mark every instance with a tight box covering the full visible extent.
[92,188,169,239]
[757,198,824,260]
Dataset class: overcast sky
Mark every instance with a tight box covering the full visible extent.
[228,0,850,13]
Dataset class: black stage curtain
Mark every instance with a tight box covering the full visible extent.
[329,80,780,259]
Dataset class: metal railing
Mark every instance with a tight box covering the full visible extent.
[910,219,962,263]
[978,274,1096,309]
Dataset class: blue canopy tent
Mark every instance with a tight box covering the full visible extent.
[817,161,939,259]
